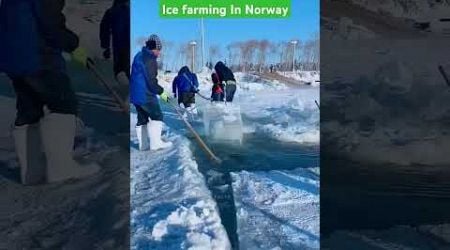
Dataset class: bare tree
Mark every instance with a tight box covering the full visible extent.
[278,41,291,71]
[226,44,233,67]
[312,33,320,71]
[299,33,319,71]
[268,42,278,68]
[160,40,174,71]
[208,44,221,66]
[238,40,259,72]
[177,43,189,70]
[257,40,270,72]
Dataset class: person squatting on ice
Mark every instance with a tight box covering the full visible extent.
[130,34,172,151]
[172,66,199,114]
[214,61,237,103]
[0,0,100,185]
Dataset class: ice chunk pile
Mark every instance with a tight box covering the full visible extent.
[201,103,244,144]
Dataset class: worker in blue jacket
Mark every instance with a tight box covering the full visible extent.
[130,34,172,151]
[0,0,99,185]
[172,66,199,113]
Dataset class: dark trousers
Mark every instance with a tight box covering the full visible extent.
[178,92,195,108]
[10,70,77,126]
[225,83,236,102]
[134,100,163,126]
[113,48,130,78]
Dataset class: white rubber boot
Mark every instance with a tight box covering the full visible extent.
[148,121,172,151]
[188,103,198,115]
[136,124,149,150]
[179,103,188,119]
[13,124,46,185]
[40,113,100,183]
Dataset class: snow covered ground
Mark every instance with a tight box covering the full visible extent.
[232,168,320,249]
[321,38,450,166]
[130,114,231,250]
[159,70,320,146]
[320,7,450,247]
[239,88,319,145]
[0,63,130,249]
[0,1,132,248]
[277,71,320,85]
[132,70,320,249]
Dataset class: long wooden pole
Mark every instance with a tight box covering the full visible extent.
[438,65,450,87]
[168,101,222,164]
[86,59,129,114]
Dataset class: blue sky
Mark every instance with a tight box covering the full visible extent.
[131,0,319,68]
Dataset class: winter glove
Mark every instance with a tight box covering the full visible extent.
[103,48,111,59]
[160,91,170,103]
[72,47,89,67]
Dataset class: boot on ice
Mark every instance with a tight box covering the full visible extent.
[136,124,149,150]
[40,113,100,183]
[148,120,172,151]
[13,123,46,185]
[172,66,199,113]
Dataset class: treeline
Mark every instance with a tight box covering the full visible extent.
[152,34,319,73]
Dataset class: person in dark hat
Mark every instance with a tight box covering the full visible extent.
[214,61,237,102]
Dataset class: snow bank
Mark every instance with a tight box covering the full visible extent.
[278,71,320,85]
[231,168,320,249]
[241,89,320,145]
[0,96,127,249]
[238,80,288,91]
[321,39,450,165]
[159,72,320,145]
[257,124,320,144]
[352,0,450,20]
[130,115,231,250]
[322,16,377,40]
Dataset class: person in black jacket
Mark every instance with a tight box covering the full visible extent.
[0,0,99,185]
[100,0,130,80]
[214,61,237,102]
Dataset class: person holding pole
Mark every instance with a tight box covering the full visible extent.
[0,0,99,184]
[214,61,237,103]
[172,66,199,115]
[130,34,172,151]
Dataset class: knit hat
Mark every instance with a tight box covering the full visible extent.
[146,34,162,50]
